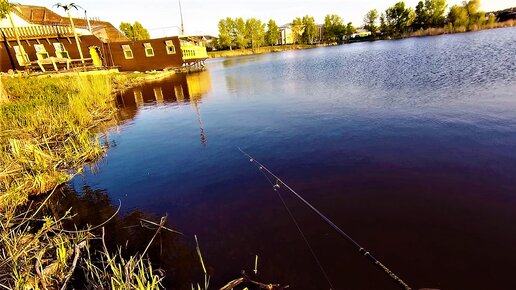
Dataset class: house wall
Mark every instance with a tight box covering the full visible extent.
[107,37,183,72]
[279,27,293,45]
[0,35,185,72]
[0,34,103,72]
[0,13,32,28]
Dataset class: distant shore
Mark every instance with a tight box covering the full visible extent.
[208,43,334,58]
[208,22,515,59]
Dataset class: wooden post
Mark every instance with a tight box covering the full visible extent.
[7,7,27,66]
[67,10,85,64]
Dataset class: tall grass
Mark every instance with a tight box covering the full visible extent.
[0,74,165,289]
[406,20,516,38]
[0,75,114,212]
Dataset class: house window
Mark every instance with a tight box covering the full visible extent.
[143,43,154,57]
[122,45,133,59]
[34,44,49,60]
[53,42,69,59]
[165,40,176,54]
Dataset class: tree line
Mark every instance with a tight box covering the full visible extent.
[363,0,498,37]
[119,21,150,40]
[217,15,357,50]
[216,0,502,51]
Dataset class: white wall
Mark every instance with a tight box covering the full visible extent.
[0,13,32,28]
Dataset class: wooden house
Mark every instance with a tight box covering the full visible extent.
[0,3,208,73]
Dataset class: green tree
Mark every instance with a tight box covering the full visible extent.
[218,17,234,50]
[301,15,317,44]
[447,5,468,28]
[364,9,379,35]
[345,22,356,37]
[385,2,414,35]
[465,0,480,18]
[0,1,11,19]
[464,0,481,28]
[234,17,247,49]
[119,21,150,40]
[291,17,304,44]
[245,18,265,49]
[323,14,345,42]
[425,0,447,27]
[265,19,280,46]
[380,13,390,34]
[413,1,428,29]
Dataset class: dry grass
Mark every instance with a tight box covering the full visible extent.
[0,75,115,212]
[0,73,165,289]
[406,20,516,38]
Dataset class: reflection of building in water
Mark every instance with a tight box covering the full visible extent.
[116,71,212,145]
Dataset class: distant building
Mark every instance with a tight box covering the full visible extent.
[277,23,324,45]
[315,24,324,43]
[0,3,208,73]
[278,25,293,45]
[350,29,372,39]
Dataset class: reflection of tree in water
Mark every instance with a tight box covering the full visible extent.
[47,184,199,289]
[221,54,268,68]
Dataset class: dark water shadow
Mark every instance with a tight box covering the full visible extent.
[47,184,200,289]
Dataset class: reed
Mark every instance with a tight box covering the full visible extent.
[0,74,114,212]
[0,73,164,289]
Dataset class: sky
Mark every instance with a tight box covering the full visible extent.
[25,0,516,37]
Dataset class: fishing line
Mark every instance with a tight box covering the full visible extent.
[238,147,412,290]
[258,164,334,290]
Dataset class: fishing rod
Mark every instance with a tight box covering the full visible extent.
[238,147,412,290]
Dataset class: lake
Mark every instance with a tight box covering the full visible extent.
[61,28,516,290]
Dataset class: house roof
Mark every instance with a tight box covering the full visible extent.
[12,4,64,24]
[70,18,129,42]
[11,4,129,42]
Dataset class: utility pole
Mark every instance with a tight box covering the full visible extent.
[84,9,92,32]
[55,3,85,65]
[178,0,184,35]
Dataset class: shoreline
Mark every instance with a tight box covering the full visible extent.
[208,23,515,59]
[0,72,171,289]
[208,43,334,59]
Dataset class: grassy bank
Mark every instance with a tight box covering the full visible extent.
[208,44,327,58]
[0,74,164,289]
[347,20,516,43]
[405,19,515,38]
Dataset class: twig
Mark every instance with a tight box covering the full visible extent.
[219,272,289,290]
[142,215,167,257]
[219,278,245,290]
[139,218,184,235]
[35,257,48,290]
[60,241,86,290]
[101,227,110,261]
